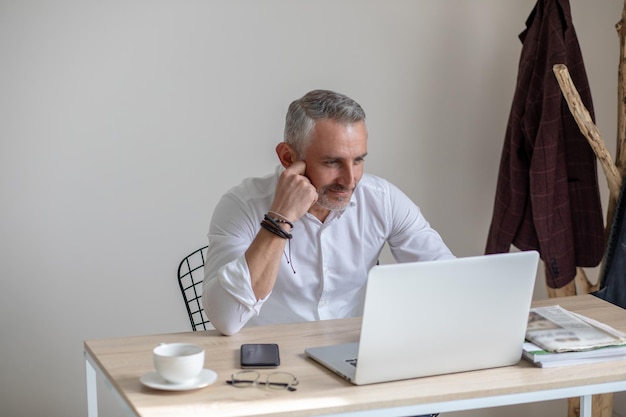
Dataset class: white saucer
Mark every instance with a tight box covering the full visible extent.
[140,369,218,391]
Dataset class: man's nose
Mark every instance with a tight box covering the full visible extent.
[338,165,356,188]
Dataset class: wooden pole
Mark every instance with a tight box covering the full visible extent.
[551,63,621,298]
[553,64,623,214]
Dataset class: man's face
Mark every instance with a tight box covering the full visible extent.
[301,119,368,212]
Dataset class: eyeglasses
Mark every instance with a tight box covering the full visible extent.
[226,370,299,392]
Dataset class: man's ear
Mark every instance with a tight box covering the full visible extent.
[276,142,298,168]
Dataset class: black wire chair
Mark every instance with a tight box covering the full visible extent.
[177,246,211,331]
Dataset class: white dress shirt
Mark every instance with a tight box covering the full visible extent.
[202,166,454,335]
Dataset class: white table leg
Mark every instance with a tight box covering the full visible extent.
[86,358,98,417]
[580,394,592,417]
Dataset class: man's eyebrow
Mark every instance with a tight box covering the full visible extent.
[320,152,368,161]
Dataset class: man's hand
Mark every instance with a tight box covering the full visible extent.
[270,160,318,222]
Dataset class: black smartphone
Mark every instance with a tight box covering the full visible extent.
[240,343,280,369]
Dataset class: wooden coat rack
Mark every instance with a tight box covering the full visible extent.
[546,4,626,417]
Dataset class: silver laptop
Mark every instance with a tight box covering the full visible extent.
[305,250,539,385]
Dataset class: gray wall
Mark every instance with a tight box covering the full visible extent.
[1,1,623,416]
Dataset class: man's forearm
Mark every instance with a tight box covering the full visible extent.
[245,226,290,300]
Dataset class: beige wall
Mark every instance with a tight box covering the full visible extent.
[1,1,623,416]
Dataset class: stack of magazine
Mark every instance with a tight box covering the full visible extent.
[523,305,626,368]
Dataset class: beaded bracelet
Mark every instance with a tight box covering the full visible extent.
[267,211,294,229]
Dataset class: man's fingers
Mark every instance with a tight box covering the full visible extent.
[288,160,306,175]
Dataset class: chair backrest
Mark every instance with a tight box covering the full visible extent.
[177,246,210,331]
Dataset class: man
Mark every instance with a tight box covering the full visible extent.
[202,89,454,336]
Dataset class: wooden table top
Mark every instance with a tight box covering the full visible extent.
[84,295,626,417]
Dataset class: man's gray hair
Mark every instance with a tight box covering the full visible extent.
[284,89,366,155]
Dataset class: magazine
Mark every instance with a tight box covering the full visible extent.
[522,342,626,368]
[522,305,626,367]
[522,341,626,366]
[525,305,626,354]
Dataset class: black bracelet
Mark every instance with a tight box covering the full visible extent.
[261,221,292,239]
[261,217,292,239]
[264,214,293,235]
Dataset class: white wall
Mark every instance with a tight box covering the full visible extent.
[0,1,623,416]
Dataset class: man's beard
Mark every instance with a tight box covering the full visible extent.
[315,183,354,211]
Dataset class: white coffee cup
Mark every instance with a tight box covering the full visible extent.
[153,343,205,384]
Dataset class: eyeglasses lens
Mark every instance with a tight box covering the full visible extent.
[266,372,298,391]
[231,370,258,387]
